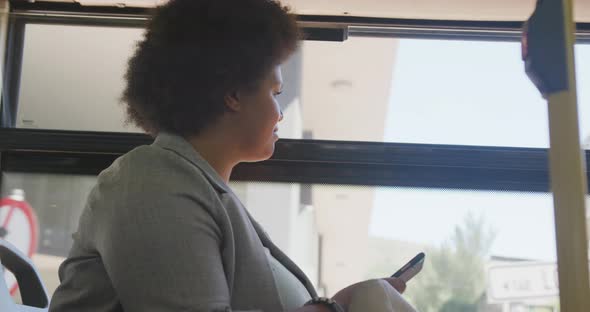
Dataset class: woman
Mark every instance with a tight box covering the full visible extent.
[48,0,407,311]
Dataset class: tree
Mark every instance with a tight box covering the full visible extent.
[440,299,478,312]
[402,213,496,312]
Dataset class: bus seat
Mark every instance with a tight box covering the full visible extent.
[0,239,48,311]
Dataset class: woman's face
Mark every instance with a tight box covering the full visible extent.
[234,66,284,162]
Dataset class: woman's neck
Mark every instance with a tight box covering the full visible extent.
[187,132,238,184]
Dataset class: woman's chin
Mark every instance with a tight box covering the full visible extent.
[243,144,275,163]
[261,144,276,160]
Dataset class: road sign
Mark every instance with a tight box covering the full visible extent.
[487,262,561,303]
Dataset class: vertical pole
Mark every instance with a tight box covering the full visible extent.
[0,0,9,192]
[0,0,8,99]
[547,1,590,311]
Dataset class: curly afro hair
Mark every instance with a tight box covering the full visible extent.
[122,0,300,136]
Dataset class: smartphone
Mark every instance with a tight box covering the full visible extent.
[391,252,425,283]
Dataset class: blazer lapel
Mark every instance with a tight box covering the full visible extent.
[247,212,319,298]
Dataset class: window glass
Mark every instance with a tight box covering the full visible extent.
[2,173,560,312]
[231,182,559,311]
[16,24,143,132]
[297,40,589,147]
[1,173,96,300]
[577,44,590,147]
[14,22,589,148]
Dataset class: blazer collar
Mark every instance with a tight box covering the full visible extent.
[153,132,230,194]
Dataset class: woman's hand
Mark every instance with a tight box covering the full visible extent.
[331,278,406,311]
[294,278,407,312]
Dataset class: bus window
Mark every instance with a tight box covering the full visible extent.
[15,25,589,147]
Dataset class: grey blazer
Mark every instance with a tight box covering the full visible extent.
[49,132,317,312]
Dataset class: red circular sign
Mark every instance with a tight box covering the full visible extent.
[1,197,39,295]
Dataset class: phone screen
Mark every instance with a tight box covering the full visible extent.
[391,252,425,283]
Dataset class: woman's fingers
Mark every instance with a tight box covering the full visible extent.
[384,277,407,294]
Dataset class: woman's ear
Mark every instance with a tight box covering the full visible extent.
[224,91,241,112]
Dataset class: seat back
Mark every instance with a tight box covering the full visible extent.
[0,239,48,311]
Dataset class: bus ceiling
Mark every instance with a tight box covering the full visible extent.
[7,0,590,22]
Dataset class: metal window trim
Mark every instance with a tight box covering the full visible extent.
[0,128,575,193]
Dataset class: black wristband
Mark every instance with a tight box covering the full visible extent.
[304,297,345,312]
